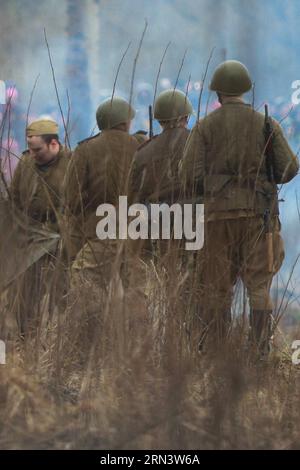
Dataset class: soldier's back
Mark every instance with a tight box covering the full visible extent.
[202,102,266,176]
[189,101,298,218]
[132,127,190,204]
[76,130,138,207]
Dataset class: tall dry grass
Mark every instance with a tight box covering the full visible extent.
[1,40,300,450]
[0,241,300,450]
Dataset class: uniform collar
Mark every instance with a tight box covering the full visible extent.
[222,99,250,106]
[162,124,186,132]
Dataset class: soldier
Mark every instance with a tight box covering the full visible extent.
[129,90,199,350]
[9,119,71,335]
[132,130,148,145]
[10,119,71,232]
[130,90,194,259]
[62,97,141,361]
[179,60,299,355]
[131,89,193,207]
[64,97,139,307]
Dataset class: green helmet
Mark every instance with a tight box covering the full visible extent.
[210,60,252,96]
[154,89,193,121]
[96,97,135,130]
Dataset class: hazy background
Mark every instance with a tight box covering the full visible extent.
[0,0,300,301]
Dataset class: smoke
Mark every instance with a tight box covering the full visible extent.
[0,0,300,282]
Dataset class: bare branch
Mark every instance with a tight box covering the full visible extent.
[25,74,40,142]
[197,47,215,121]
[173,48,188,92]
[44,28,71,150]
[153,41,171,107]
[128,19,148,110]
[111,41,131,103]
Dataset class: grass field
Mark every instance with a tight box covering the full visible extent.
[1,252,300,451]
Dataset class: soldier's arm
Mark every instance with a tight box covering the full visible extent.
[272,120,299,183]
[9,158,22,208]
[64,144,88,218]
[179,122,205,197]
[128,151,145,204]
[62,145,88,261]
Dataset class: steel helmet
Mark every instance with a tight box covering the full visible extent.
[96,97,135,130]
[210,60,252,95]
[154,89,193,121]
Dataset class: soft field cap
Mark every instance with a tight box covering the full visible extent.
[26,119,59,136]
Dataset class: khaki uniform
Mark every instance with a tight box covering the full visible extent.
[130,127,194,333]
[10,146,71,232]
[130,127,191,256]
[180,101,299,319]
[65,129,139,282]
[131,127,190,205]
[8,146,71,335]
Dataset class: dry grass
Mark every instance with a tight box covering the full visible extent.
[1,43,299,450]
[1,250,300,451]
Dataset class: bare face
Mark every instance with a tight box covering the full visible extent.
[27,135,60,165]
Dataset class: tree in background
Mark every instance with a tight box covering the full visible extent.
[66,0,92,141]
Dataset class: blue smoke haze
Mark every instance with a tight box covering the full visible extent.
[0,0,299,288]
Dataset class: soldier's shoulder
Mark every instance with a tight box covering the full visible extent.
[20,149,33,163]
[202,106,223,122]
[59,145,72,157]
[57,147,72,169]
[177,127,190,138]
[132,136,161,170]
[77,132,101,146]
[73,133,102,156]
[14,150,33,172]
[244,107,275,127]
[136,134,159,152]
[99,130,140,150]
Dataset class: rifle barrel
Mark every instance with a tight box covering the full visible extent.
[148,105,153,139]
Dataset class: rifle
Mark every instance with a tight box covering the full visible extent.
[148,105,153,139]
[263,104,275,273]
[263,208,273,273]
[264,104,275,184]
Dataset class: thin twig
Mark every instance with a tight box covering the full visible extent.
[153,41,171,107]
[251,81,255,108]
[111,41,131,103]
[173,48,188,93]
[128,19,148,111]
[197,47,215,120]
[185,74,191,99]
[44,28,71,150]
[205,91,212,117]
[65,89,71,148]
[25,74,40,144]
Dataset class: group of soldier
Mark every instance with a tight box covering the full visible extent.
[5,59,299,358]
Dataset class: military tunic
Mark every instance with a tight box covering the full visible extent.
[180,101,299,315]
[131,127,190,205]
[8,145,71,334]
[129,126,194,323]
[64,129,139,280]
[10,145,71,232]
